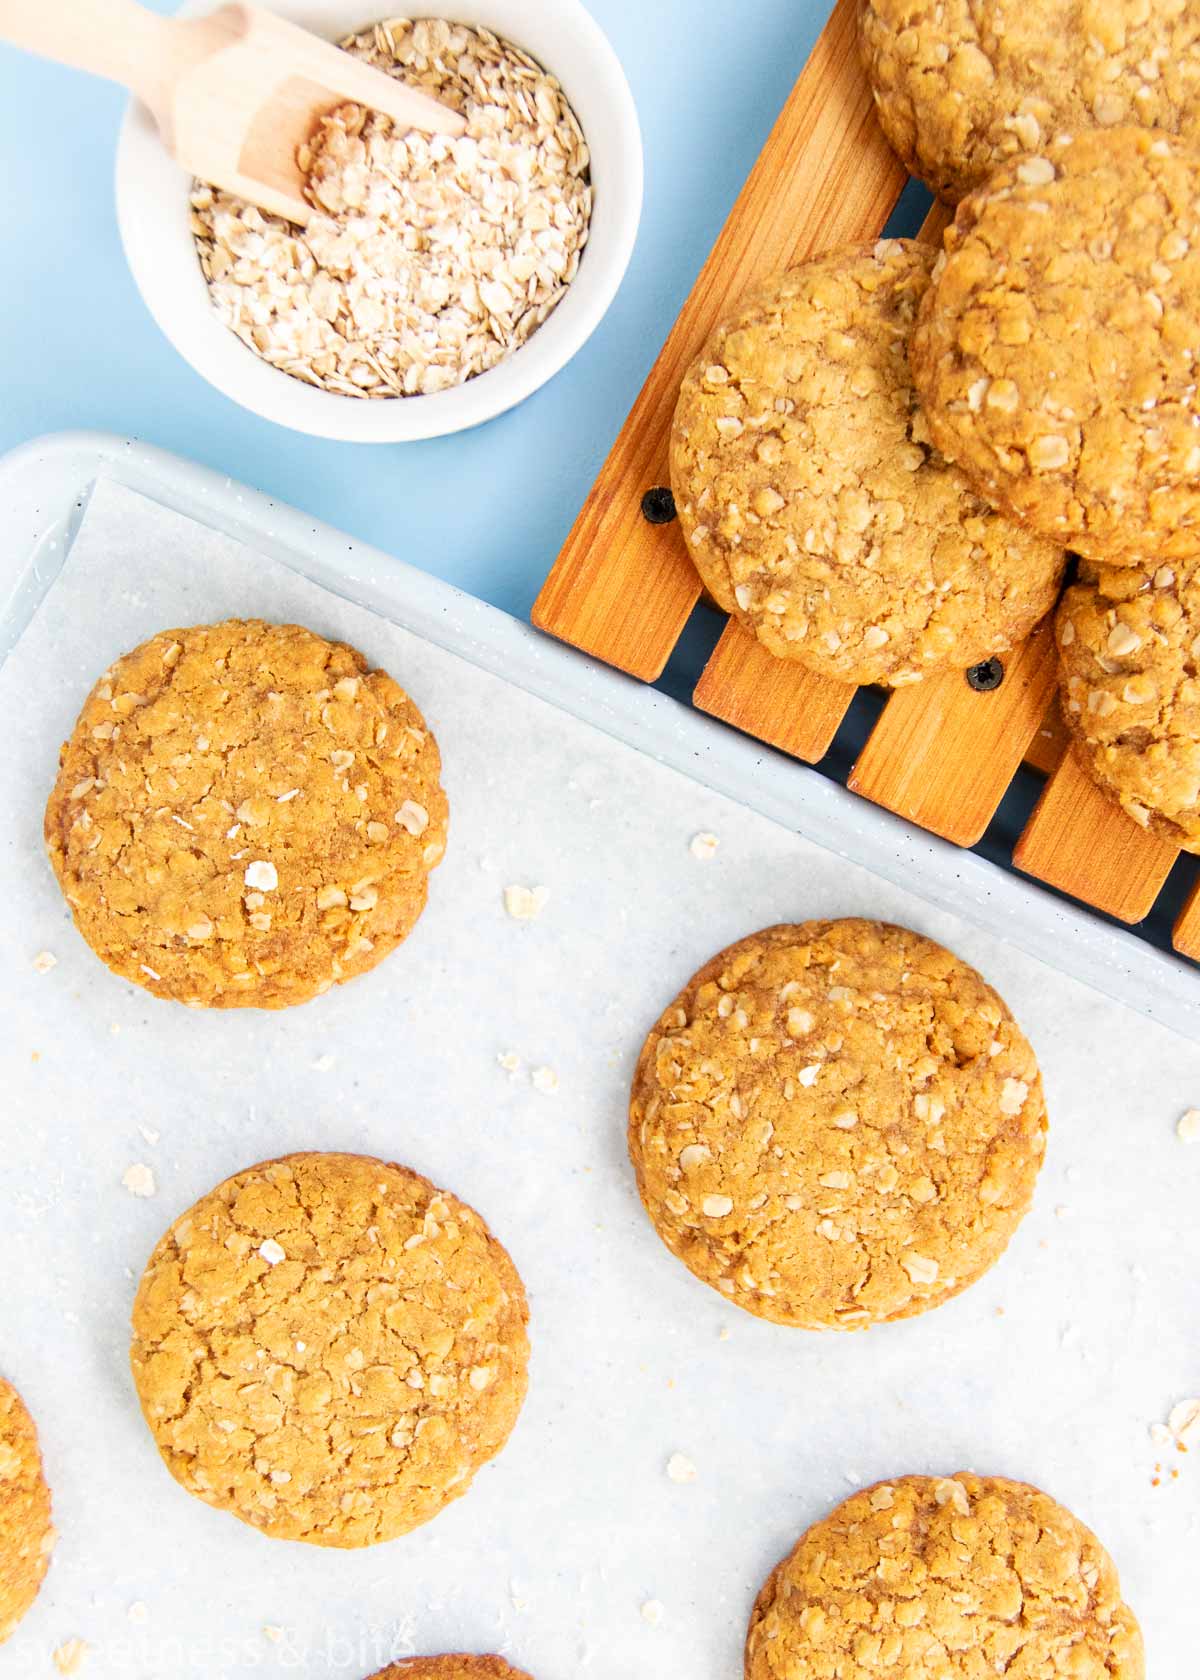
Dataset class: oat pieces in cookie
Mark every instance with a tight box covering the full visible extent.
[671,242,1064,686]
[746,1473,1144,1680]
[1057,557,1200,848]
[0,1378,54,1645]
[368,1659,533,1680]
[628,919,1046,1329]
[859,0,1200,204]
[45,619,447,1009]
[130,1152,529,1546]
[912,127,1200,565]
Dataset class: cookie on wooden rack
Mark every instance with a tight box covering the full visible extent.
[912,127,1200,565]
[130,1152,529,1546]
[671,241,1064,687]
[45,618,448,1010]
[367,1661,533,1680]
[859,0,1200,204]
[746,1474,1145,1679]
[0,1377,54,1645]
[628,919,1046,1329]
[1057,557,1200,849]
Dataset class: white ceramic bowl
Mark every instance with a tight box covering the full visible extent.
[115,0,643,441]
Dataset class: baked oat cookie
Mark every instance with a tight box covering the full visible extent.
[1057,557,1200,849]
[0,1377,54,1645]
[628,919,1046,1329]
[130,1152,529,1546]
[912,127,1200,564]
[671,242,1064,686]
[45,619,447,1009]
[859,0,1200,204]
[745,1473,1144,1679]
[368,1660,533,1680]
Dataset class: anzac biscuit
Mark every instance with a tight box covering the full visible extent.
[912,128,1200,564]
[859,0,1200,203]
[0,1377,54,1645]
[130,1152,529,1546]
[1057,557,1200,849]
[746,1473,1144,1679]
[628,920,1046,1329]
[671,243,1064,686]
[368,1662,533,1680]
[45,618,448,1009]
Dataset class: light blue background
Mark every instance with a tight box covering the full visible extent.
[0,0,861,620]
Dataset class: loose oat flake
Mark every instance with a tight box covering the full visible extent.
[121,1164,157,1199]
[191,17,592,398]
[504,883,550,920]
[52,1641,90,1677]
[666,1452,697,1484]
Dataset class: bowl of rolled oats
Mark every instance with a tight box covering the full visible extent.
[115,2,642,441]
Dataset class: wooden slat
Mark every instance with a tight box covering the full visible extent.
[1013,747,1178,923]
[1024,704,1069,777]
[849,624,1059,847]
[1172,876,1200,959]
[531,0,907,680]
[694,620,856,762]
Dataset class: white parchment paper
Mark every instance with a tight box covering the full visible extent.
[1,479,1197,1677]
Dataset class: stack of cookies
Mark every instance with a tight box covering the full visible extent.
[672,1,1200,858]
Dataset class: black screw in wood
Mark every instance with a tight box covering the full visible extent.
[641,485,677,525]
[966,657,1004,692]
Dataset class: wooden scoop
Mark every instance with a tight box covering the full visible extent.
[0,0,467,222]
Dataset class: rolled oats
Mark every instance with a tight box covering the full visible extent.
[191,18,592,398]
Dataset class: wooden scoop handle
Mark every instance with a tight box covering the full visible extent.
[0,0,467,138]
[0,0,181,111]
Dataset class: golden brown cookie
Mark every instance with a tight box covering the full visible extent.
[745,1473,1145,1679]
[628,920,1046,1329]
[671,242,1064,686]
[45,619,448,1009]
[368,1660,533,1680]
[859,0,1200,203]
[1057,556,1200,849]
[0,1377,54,1645]
[130,1152,529,1546]
[912,127,1200,565]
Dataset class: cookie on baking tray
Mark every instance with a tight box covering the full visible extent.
[859,0,1200,203]
[367,1660,533,1680]
[1057,556,1200,849]
[130,1152,529,1546]
[912,127,1200,565]
[671,241,1064,687]
[628,919,1046,1329]
[0,1377,54,1645]
[745,1473,1145,1680]
[44,618,447,1010]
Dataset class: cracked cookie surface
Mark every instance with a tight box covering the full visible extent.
[912,128,1200,565]
[671,242,1064,686]
[745,1473,1145,1679]
[0,1377,54,1645]
[1057,556,1200,849]
[130,1152,529,1546]
[369,1660,533,1679]
[628,920,1046,1329]
[859,0,1200,204]
[45,619,448,1009]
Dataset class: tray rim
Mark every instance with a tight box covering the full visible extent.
[4,425,1199,1041]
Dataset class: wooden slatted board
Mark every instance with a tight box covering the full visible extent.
[532,0,1199,950]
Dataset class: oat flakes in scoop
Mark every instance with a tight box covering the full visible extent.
[191,17,592,397]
